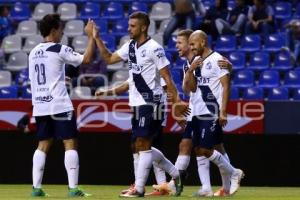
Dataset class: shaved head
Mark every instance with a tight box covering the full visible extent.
[189,30,208,56]
[190,30,208,46]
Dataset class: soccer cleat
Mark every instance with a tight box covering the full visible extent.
[68,188,92,197]
[213,187,230,197]
[230,169,245,195]
[119,188,144,198]
[145,188,169,196]
[192,189,214,197]
[121,184,135,195]
[174,175,183,196]
[31,188,49,197]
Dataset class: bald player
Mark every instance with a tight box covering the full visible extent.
[185,30,244,196]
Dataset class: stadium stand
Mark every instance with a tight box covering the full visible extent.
[0,0,299,100]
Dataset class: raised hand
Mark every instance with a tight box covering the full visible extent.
[190,56,203,71]
[93,24,99,39]
[84,19,94,37]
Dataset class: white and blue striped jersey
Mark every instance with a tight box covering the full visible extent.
[29,42,83,116]
[191,52,229,117]
[182,58,199,122]
[117,38,170,107]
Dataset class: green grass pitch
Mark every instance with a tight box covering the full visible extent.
[0,185,299,200]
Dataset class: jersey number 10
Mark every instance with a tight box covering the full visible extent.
[35,63,46,85]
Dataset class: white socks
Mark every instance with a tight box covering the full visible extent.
[153,161,167,184]
[133,153,139,181]
[209,150,234,176]
[220,153,231,191]
[175,155,190,171]
[135,150,152,193]
[64,150,79,189]
[151,147,179,179]
[197,156,211,191]
[32,149,46,189]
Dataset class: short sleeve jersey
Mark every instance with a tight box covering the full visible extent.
[28,42,83,116]
[117,38,170,106]
[191,52,229,117]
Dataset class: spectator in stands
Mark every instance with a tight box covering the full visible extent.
[285,19,300,65]
[0,5,12,42]
[215,0,248,35]
[199,0,228,40]
[163,0,197,45]
[72,51,107,93]
[244,0,274,36]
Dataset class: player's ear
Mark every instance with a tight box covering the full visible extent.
[141,25,147,33]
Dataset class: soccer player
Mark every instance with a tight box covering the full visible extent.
[96,80,170,196]
[93,11,189,197]
[28,14,95,197]
[186,30,244,196]
[154,29,234,197]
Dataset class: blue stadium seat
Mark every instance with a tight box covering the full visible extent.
[294,3,300,18]
[214,35,236,52]
[230,86,239,100]
[258,70,280,88]
[243,87,264,100]
[10,2,30,21]
[16,69,29,86]
[292,88,300,100]
[240,34,261,52]
[268,87,289,100]
[94,19,108,33]
[171,69,183,84]
[0,86,18,98]
[79,2,100,20]
[112,19,128,36]
[232,69,255,88]
[228,51,245,71]
[263,33,286,52]
[274,2,292,19]
[273,51,293,71]
[102,2,124,19]
[227,0,236,11]
[167,36,177,52]
[202,0,214,10]
[129,2,148,15]
[101,35,116,51]
[21,86,32,99]
[284,70,300,88]
[248,51,269,71]
[175,56,186,68]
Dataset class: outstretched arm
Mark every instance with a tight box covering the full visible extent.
[95,81,129,97]
[93,25,123,65]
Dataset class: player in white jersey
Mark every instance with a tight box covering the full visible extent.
[96,79,170,196]
[28,14,94,197]
[185,30,244,196]
[153,29,233,197]
[93,11,189,197]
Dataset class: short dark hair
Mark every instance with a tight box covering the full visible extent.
[177,29,193,40]
[129,11,150,28]
[39,14,61,38]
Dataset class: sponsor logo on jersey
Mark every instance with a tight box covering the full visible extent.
[35,95,54,102]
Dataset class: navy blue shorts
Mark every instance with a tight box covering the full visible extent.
[35,111,78,141]
[131,103,164,142]
[182,121,193,139]
[191,115,223,149]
